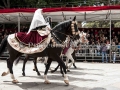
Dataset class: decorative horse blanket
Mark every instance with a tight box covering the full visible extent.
[62,43,70,54]
[7,31,51,54]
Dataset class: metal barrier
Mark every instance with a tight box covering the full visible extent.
[75,45,120,63]
[1,45,120,63]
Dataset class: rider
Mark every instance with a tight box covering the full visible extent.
[16,9,51,46]
[27,9,51,34]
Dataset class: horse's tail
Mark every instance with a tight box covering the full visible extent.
[0,36,8,56]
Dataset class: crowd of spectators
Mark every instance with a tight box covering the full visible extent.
[78,27,120,63]
[0,25,28,44]
[0,25,120,63]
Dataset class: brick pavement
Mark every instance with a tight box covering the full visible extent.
[0,60,120,90]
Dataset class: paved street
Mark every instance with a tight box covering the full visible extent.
[0,60,120,90]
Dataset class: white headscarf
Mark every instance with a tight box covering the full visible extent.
[27,9,48,33]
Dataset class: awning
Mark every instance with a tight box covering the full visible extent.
[0,5,120,23]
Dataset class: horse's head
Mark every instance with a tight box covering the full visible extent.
[69,31,89,50]
[51,16,80,43]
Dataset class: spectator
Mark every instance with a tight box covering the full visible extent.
[106,40,110,55]
[1,29,4,36]
[117,42,120,56]
[111,42,117,63]
[89,41,95,56]
[100,43,108,63]
[117,31,120,42]
[96,41,101,56]
[0,35,2,44]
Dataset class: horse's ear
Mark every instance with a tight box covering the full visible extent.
[73,16,76,21]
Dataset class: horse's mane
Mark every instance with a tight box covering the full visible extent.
[52,20,71,32]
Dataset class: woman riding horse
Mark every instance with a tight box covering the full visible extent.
[17,9,51,47]
[1,9,80,85]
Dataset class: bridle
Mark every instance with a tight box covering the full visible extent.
[51,20,79,44]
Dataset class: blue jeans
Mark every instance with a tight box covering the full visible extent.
[112,52,116,62]
[102,51,108,62]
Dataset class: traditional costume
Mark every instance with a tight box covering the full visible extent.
[16,9,51,46]
[7,9,51,54]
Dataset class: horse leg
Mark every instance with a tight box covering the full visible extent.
[6,43,22,83]
[53,54,69,85]
[33,57,41,76]
[60,65,64,77]
[51,64,59,73]
[8,57,19,83]
[72,51,77,68]
[73,63,77,68]
[65,57,69,68]
[22,55,29,76]
[1,58,10,76]
[44,57,48,65]
[66,54,75,71]
[44,58,52,84]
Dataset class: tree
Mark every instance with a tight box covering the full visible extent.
[0,0,10,8]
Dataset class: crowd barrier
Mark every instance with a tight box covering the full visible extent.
[1,45,120,63]
[75,45,120,63]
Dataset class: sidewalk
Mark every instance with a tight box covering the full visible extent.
[0,60,120,90]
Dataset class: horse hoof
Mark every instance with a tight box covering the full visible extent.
[74,66,77,68]
[66,66,68,69]
[37,73,41,76]
[67,70,70,72]
[22,73,25,76]
[49,68,53,71]
[1,72,7,76]
[12,79,19,84]
[33,69,36,71]
[64,80,69,85]
[51,70,55,73]
[44,80,51,84]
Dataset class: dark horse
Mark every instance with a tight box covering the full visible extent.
[20,49,76,77]
[0,16,80,85]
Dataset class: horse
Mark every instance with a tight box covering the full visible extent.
[20,31,88,76]
[1,16,80,85]
[50,31,89,73]
[64,31,89,70]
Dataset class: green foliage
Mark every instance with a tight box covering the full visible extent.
[115,22,120,28]
[84,21,120,28]
[35,0,47,8]
[0,0,120,8]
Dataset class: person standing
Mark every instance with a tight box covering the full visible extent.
[100,43,108,63]
[106,40,110,55]
[111,42,117,63]
[96,41,101,56]
[117,42,120,56]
